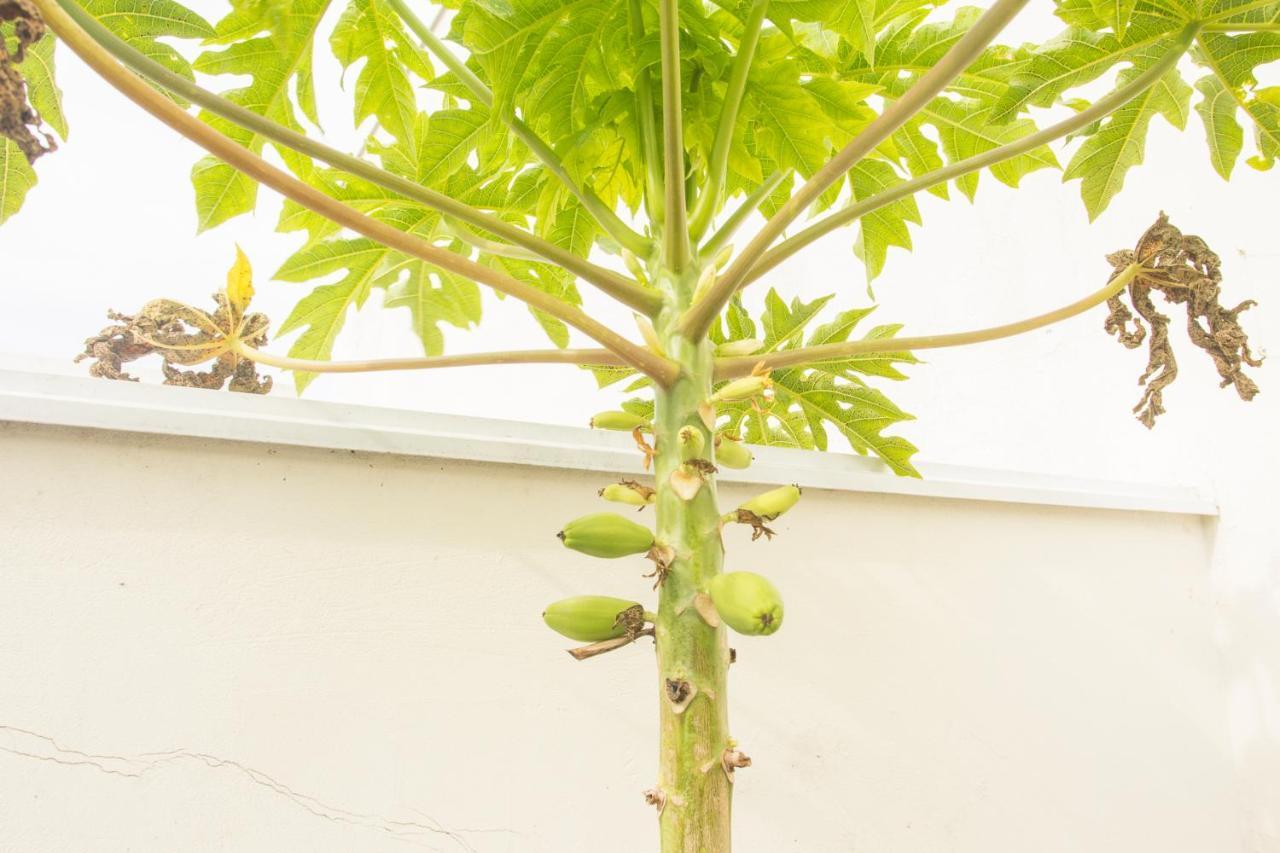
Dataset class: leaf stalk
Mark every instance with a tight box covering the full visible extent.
[714,263,1145,379]
[687,0,770,242]
[658,0,692,272]
[740,23,1200,286]
[233,342,629,374]
[680,0,1033,339]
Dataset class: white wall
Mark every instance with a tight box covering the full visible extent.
[0,418,1249,852]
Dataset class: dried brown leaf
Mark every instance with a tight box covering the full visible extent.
[1105,213,1262,428]
[76,293,272,394]
[0,0,54,163]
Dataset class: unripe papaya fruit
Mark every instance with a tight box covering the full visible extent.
[558,512,655,558]
[543,595,643,642]
[590,410,650,431]
[709,572,784,636]
[714,435,753,469]
[738,484,801,520]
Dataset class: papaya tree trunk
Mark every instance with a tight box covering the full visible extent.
[651,266,733,853]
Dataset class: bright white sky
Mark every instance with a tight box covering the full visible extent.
[1,1,1276,491]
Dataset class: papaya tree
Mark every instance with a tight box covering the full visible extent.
[0,0,1268,849]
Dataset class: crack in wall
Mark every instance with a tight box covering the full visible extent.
[0,724,517,852]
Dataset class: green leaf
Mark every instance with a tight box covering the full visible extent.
[0,142,37,227]
[990,21,1181,123]
[1193,31,1280,172]
[82,0,213,90]
[745,58,835,180]
[191,0,332,230]
[382,265,482,355]
[274,238,387,392]
[713,291,919,475]
[0,32,61,226]
[760,289,834,351]
[848,159,921,283]
[21,35,66,139]
[1062,59,1192,219]
[331,0,434,145]
[1093,0,1139,39]
[1195,74,1245,178]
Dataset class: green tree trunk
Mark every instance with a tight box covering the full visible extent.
[651,272,733,853]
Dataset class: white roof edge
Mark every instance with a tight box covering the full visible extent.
[0,367,1217,517]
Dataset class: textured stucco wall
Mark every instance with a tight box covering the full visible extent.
[0,421,1245,852]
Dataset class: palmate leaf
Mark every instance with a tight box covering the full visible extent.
[191,0,332,231]
[1192,28,1280,174]
[990,16,1186,122]
[848,159,922,285]
[1063,56,1192,219]
[82,0,213,87]
[331,0,435,146]
[274,237,387,392]
[711,290,920,476]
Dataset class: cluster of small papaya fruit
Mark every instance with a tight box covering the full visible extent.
[543,405,801,651]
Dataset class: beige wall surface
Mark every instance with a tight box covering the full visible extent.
[0,421,1248,852]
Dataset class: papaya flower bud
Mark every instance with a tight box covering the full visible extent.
[715,338,764,358]
[622,248,649,284]
[599,480,656,508]
[708,373,773,404]
[678,425,706,460]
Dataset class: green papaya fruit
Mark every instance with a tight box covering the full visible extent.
[558,512,655,558]
[708,572,784,636]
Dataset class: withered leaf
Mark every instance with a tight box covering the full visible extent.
[1104,213,1261,428]
[0,0,55,163]
[76,292,272,394]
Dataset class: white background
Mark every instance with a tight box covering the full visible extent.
[1,1,1278,848]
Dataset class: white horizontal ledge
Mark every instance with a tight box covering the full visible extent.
[0,367,1216,516]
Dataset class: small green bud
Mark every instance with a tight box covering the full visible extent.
[634,314,666,355]
[622,249,649,283]
[678,425,706,460]
[599,480,656,507]
[558,512,656,558]
[709,374,772,404]
[715,338,765,358]
[590,410,650,431]
[543,595,644,642]
[715,435,753,469]
[712,244,734,270]
[708,572,784,636]
[738,484,801,520]
[692,265,717,302]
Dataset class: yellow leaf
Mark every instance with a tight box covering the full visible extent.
[225,245,254,315]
